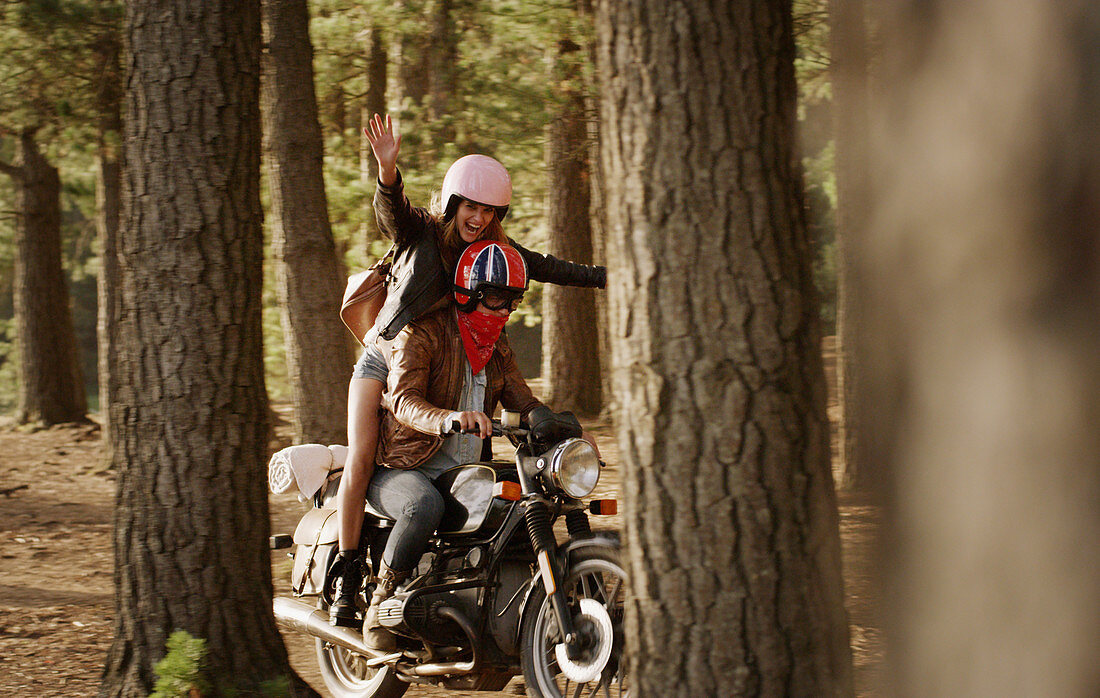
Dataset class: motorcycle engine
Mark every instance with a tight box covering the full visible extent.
[377,585,480,644]
[376,560,532,653]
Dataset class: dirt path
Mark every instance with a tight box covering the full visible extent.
[0,389,881,696]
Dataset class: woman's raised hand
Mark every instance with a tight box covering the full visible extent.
[365,113,401,185]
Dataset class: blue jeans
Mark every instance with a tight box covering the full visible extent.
[366,467,445,571]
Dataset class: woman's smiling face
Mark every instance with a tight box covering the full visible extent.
[454,199,497,242]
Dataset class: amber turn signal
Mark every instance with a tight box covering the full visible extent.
[589,499,617,515]
[493,481,522,501]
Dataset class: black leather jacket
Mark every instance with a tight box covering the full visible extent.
[371,171,606,341]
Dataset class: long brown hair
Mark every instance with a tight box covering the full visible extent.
[434,195,507,269]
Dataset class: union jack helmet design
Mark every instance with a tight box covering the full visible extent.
[453,241,528,312]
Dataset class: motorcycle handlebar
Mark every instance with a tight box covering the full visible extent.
[446,419,503,438]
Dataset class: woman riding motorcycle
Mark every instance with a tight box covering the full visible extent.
[332,114,605,629]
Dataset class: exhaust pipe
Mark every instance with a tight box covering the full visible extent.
[400,606,478,677]
[275,597,479,677]
[273,597,390,661]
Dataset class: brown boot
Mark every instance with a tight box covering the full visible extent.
[362,562,409,652]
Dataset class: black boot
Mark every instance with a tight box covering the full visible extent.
[362,562,409,651]
[328,550,364,628]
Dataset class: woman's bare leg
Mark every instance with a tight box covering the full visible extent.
[337,377,385,551]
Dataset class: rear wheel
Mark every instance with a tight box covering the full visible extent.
[519,545,629,697]
[314,602,408,698]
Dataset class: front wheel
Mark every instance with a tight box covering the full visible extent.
[519,545,629,698]
[314,602,408,698]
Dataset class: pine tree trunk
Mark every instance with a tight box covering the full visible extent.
[95,151,120,444]
[865,2,1100,695]
[596,1,854,695]
[829,0,871,491]
[9,128,88,426]
[388,0,428,113]
[262,0,353,446]
[360,23,387,249]
[101,2,311,695]
[428,0,456,143]
[542,36,601,415]
[93,25,123,447]
[577,0,613,419]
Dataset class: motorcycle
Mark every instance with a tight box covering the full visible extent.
[270,407,627,698]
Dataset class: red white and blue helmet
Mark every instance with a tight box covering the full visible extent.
[453,241,528,312]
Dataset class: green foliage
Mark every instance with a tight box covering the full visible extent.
[0,0,123,136]
[805,141,837,330]
[151,630,210,698]
[0,317,18,412]
[0,0,841,409]
[257,676,292,697]
[149,629,295,697]
[0,1,120,416]
[794,0,838,330]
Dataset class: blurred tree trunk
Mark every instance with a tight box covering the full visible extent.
[360,22,387,249]
[388,0,428,113]
[331,83,347,134]
[101,1,311,695]
[95,152,120,438]
[828,0,871,490]
[428,0,456,143]
[262,0,353,446]
[864,2,1100,695]
[596,1,854,695]
[93,27,123,448]
[577,0,613,418]
[541,35,601,415]
[0,128,88,426]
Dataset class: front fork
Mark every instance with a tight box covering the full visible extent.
[525,499,587,660]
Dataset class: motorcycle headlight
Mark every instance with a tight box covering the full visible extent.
[548,438,600,498]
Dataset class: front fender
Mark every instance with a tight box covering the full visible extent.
[513,530,622,650]
[557,530,621,561]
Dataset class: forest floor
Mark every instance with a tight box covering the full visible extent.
[0,341,883,697]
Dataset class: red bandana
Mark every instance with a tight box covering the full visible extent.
[455,308,508,374]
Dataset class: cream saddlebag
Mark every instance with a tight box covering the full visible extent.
[291,507,339,597]
[268,444,347,597]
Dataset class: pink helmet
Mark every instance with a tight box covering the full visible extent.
[441,154,512,221]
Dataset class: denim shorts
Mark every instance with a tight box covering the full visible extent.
[352,341,390,382]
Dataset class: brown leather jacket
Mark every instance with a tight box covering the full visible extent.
[376,307,541,470]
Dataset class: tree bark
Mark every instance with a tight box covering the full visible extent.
[94,27,123,448]
[7,128,88,426]
[388,0,428,113]
[95,152,120,441]
[596,1,854,695]
[101,2,311,695]
[262,0,353,446]
[828,0,871,491]
[428,0,457,143]
[541,36,601,415]
[864,2,1100,695]
[360,22,387,249]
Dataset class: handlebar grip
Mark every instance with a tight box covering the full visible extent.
[446,418,501,437]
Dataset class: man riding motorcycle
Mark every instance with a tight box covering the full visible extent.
[332,240,543,649]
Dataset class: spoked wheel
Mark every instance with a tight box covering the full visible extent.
[520,546,629,698]
[314,603,408,698]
